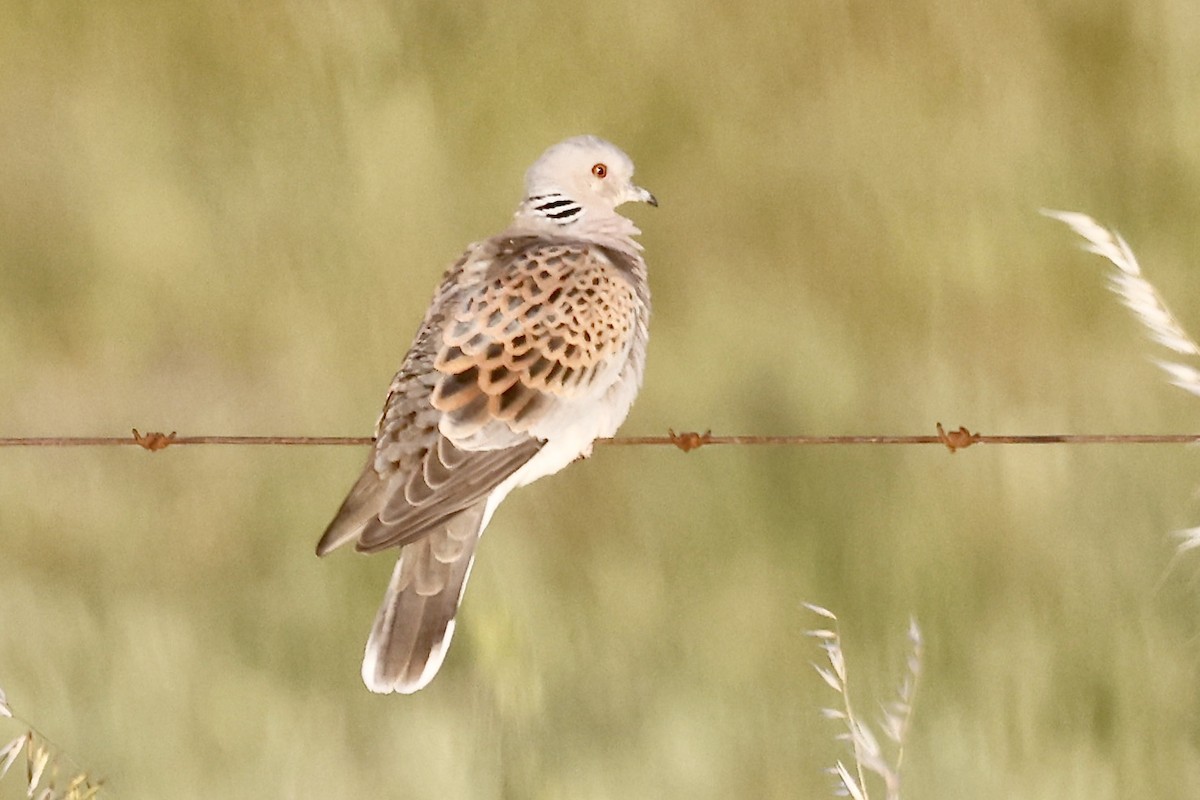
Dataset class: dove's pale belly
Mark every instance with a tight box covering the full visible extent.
[474,337,643,532]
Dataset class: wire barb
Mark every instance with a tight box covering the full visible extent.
[667,428,712,453]
[936,423,980,453]
[131,429,177,452]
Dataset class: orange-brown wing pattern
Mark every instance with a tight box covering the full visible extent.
[431,238,644,442]
[319,235,647,556]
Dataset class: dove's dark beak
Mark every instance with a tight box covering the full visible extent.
[616,182,656,209]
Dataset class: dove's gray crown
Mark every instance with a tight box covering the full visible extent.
[316,135,654,694]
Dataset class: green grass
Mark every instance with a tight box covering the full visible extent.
[5,1,1200,796]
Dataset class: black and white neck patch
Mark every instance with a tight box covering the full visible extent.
[527,193,584,225]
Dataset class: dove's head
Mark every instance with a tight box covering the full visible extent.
[520,136,656,228]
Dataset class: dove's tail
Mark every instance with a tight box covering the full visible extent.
[360,500,487,694]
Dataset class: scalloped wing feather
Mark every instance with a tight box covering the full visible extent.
[431,239,643,447]
[319,235,645,557]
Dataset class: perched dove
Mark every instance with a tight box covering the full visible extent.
[316,135,656,694]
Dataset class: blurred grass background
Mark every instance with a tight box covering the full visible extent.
[4,1,1200,797]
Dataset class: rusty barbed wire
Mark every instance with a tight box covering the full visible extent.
[1,425,1200,454]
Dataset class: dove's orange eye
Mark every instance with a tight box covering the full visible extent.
[591,163,607,178]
